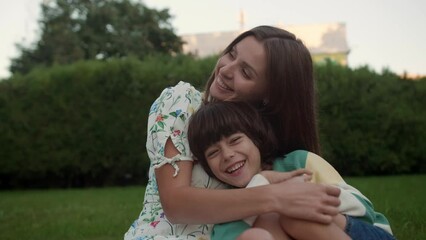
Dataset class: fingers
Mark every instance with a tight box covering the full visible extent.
[321,204,340,217]
[290,168,312,177]
[286,175,305,183]
[303,174,312,182]
[325,185,341,198]
[295,205,335,224]
[304,184,340,224]
[288,169,312,182]
[317,185,340,223]
[314,213,334,224]
[260,169,314,184]
[284,169,312,182]
[306,200,339,224]
[313,204,339,224]
[271,181,341,225]
[326,194,341,207]
[260,170,299,183]
[320,185,340,214]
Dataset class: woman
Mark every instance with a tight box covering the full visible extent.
[125,25,341,240]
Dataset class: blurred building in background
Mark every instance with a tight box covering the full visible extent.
[182,22,350,66]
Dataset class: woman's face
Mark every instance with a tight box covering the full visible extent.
[204,132,262,187]
[209,36,268,102]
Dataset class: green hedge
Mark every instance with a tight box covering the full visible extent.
[316,62,426,175]
[0,55,216,188]
[0,57,425,188]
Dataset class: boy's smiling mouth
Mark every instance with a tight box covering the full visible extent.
[226,160,246,173]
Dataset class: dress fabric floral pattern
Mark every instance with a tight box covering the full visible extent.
[124,82,225,240]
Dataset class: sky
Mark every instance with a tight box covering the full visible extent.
[1,0,425,79]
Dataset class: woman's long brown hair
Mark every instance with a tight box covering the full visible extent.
[203,25,320,155]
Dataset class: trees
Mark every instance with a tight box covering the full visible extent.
[10,0,183,75]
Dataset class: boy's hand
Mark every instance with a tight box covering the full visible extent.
[260,169,312,184]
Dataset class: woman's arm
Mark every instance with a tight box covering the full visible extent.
[156,138,341,225]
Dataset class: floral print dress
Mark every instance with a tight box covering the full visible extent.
[124,82,225,240]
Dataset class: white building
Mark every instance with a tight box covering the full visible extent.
[182,22,350,66]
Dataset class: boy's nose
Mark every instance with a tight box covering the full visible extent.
[223,147,235,161]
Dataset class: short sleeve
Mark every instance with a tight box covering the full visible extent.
[212,220,250,240]
[146,81,202,176]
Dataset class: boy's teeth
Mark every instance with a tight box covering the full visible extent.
[227,161,245,173]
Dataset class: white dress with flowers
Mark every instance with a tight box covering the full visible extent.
[124,81,225,240]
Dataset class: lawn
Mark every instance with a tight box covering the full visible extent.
[0,186,144,240]
[345,174,426,240]
[0,175,425,240]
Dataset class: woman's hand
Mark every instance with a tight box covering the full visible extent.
[260,169,340,224]
[260,169,312,184]
[268,181,341,224]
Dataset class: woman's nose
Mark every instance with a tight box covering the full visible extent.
[219,61,235,79]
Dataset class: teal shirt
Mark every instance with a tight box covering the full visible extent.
[211,150,393,240]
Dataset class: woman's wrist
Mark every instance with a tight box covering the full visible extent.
[260,183,281,214]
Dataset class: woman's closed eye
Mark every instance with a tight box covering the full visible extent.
[241,68,251,79]
[227,47,252,79]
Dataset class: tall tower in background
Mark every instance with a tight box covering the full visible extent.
[239,9,245,32]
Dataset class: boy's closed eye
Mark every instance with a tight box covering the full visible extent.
[228,133,244,144]
[205,147,219,158]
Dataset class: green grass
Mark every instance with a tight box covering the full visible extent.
[0,175,425,240]
[0,186,145,240]
[345,175,426,240]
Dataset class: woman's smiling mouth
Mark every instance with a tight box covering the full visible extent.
[216,77,233,92]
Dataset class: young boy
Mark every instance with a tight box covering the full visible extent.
[187,101,394,240]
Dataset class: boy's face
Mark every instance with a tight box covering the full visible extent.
[204,132,262,187]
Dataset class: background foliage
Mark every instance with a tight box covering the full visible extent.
[0,55,216,188]
[0,57,425,188]
[10,0,183,75]
[316,62,426,176]
[1,0,425,189]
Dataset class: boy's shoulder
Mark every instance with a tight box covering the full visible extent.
[273,150,309,171]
